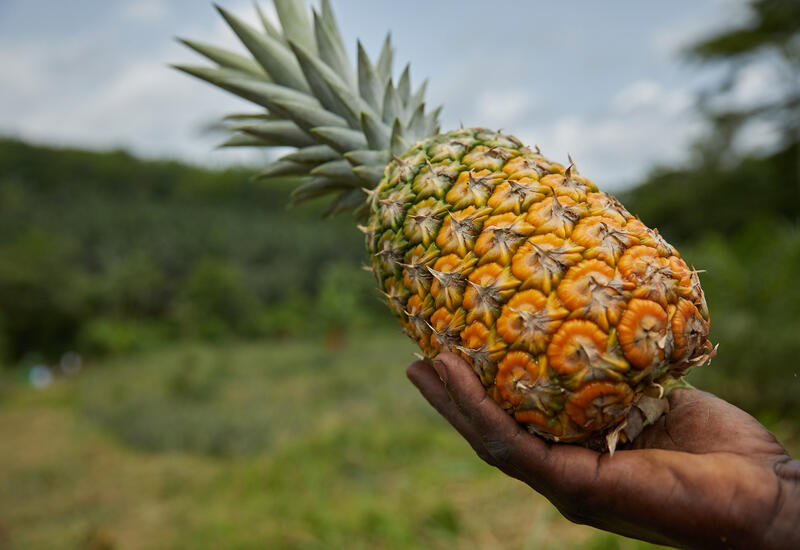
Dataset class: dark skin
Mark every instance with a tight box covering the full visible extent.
[407,352,800,550]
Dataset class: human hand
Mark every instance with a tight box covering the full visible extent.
[408,352,800,550]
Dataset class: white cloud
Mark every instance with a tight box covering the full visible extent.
[651,20,710,59]
[0,50,45,97]
[612,80,662,111]
[735,118,782,153]
[474,88,534,129]
[613,80,692,115]
[515,117,702,190]
[650,0,750,60]
[0,0,740,184]
[119,0,170,23]
[727,61,782,107]
[511,78,702,189]
[0,0,274,166]
[436,72,702,189]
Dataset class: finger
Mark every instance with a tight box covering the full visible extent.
[666,387,707,408]
[640,388,786,456]
[432,352,551,470]
[406,361,499,466]
[430,354,631,509]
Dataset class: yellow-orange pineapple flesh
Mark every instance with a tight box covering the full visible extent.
[365,127,715,445]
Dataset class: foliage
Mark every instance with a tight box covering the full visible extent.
[690,0,800,60]
[619,143,798,243]
[621,147,800,417]
[620,0,800,416]
[680,222,800,415]
[686,0,799,157]
[0,334,692,550]
[171,257,260,339]
[317,262,379,334]
[0,138,389,362]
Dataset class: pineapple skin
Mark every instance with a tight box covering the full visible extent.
[365,127,714,444]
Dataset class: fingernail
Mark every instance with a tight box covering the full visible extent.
[432,357,448,384]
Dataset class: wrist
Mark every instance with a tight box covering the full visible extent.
[760,460,800,550]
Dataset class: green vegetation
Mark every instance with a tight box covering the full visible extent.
[0,138,388,360]
[619,0,800,419]
[2,133,798,422]
[621,143,800,419]
[0,333,682,550]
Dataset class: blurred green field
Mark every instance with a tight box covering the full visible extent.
[0,331,692,550]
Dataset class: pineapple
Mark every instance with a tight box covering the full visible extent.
[176,0,715,450]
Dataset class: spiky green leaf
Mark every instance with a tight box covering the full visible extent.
[310,159,361,184]
[223,112,276,121]
[291,176,352,203]
[353,165,385,187]
[409,79,428,112]
[312,10,356,89]
[282,144,340,164]
[175,65,309,114]
[405,103,428,142]
[224,77,318,110]
[177,1,443,214]
[390,117,410,156]
[324,188,367,217]
[255,159,309,179]
[360,111,391,150]
[425,105,443,136]
[397,64,411,106]
[376,33,393,82]
[382,80,402,125]
[178,38,267,77]
[344,149,390,167]
[235,120,316,147]
[216,5,310,92]
[289,41,363,127]
[254,2,285,43]
[357,41,383,113]
[273,0,316,52]
[173,64,251,89]
[311,126,368,152]
[218,133,274,148]
[271,99,348,130]
[320,0,347,56]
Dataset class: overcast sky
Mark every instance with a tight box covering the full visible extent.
[0,0,761,189]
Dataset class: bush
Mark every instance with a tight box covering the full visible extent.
[317,262,382,332]
[682,221,800,415]
[254,293,314,339]
[171,257,259,339]
[78,318,170,356]
[0,138,376,362]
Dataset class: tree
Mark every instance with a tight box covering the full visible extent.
[687,0,800,162]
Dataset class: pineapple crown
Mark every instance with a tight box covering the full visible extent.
[174,0,441,217]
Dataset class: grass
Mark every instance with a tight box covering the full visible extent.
[1,331,789,550]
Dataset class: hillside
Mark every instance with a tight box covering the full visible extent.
[0,138,383,360]
[1,137,798,418]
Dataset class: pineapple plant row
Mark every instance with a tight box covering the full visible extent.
[176,0,716,451]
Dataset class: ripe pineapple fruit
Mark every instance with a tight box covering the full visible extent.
[176,0,715,450]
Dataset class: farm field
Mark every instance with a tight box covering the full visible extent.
[0,331,685,550]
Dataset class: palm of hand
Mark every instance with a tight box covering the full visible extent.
[407,352,799,550]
